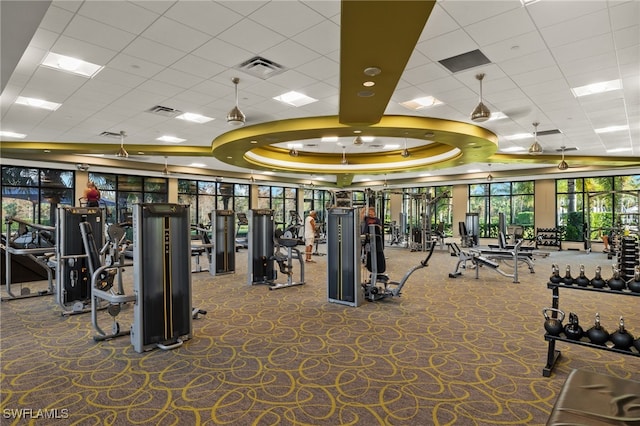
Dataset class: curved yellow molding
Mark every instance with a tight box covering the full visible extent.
[211,115,499,176]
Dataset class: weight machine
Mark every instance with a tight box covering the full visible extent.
[80,203,197,352]
[1,217,55,300]
[448,239,532,283]
[209,210,236,276]
[586,190,640,257]
[55,206,105,315]
[247,209,305,290]
[407,191,449,251]
[327,207,362,306]
[362,222,436,301]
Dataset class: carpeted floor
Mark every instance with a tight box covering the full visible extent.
[1,241,639,425]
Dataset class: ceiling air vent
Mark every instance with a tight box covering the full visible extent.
[146,105,182,117]
[537,129,562,137]
[556,147,578,152]
[236,56,285,80]
[439,49,491,73]
[99,131,123,138]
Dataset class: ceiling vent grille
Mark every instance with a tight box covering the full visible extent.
[439,49,491,73]
[556,147,578,152]
[236,56,285,79]
[537,129,562,136]
[99,131,122,138]
[147,105,182,117]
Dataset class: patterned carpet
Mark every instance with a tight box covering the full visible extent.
[1,242,639,425]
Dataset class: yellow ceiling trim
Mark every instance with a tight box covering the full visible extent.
[339,0,437,125]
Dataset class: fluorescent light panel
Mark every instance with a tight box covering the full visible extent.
[15,96,61,111]
[400,96,443,110]
[571,79,622,97]
[41,52,103,78]
[157,135,186,143]
[595,125,628,134]
[176,112,214,123]
[607,147,632,153]
[0,131,26,138]
[273,91,318,107]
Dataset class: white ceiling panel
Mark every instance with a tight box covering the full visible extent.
[139,17,212,53]
[77,1,160,35]
[465,7,535,46]
[64,15,137,51]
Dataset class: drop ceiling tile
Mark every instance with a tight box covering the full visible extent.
[122,38,186,67]
[610,1,640,31]
[481,31,548,64]
[217,19,286,54]
[170,55,226,80]
[539,9,611,48]
[466,7,535,46]
[77,1,160,35]
[38,5,74,34]
[249,1,326,38]
[22,67,87,101]
[64,15,137,52]
[294,20,340,55]
[297,56,339,83]
[497,49,556,76]
[140,17,212,53]
[440,0,520,27]
[551,33,614,64]
[262,39,319,69]
[559,52,618,78]
[402,62,451,86]
[416,29,479,63]
[137,80,185,98]
[107,53,165,79]
[92,67,146,89]
[192,39,254,68]
[526,0,606,29]
[511,65,564,88]
[566,66,622,89]
[419,5,460,41]
[29,28,59,52]
[614,25,640,50]
[10,46,47,78]
[152,68,205,91]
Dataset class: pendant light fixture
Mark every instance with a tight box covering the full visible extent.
[401,138,410,158]
[341,147,348,165]
[470,73,491,122]
[116,130,128,158]
[558,146,569,170]
[289,147,299,157]
[353,135,363,145]
[161,156,170,175]
[249,170,256,183]
[528,122,543,155]
[486,163,493,181]
[227,77,245,126]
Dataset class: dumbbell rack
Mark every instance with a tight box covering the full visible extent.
[618,235,639,280]
[536,227,563,250]
[543,282,640,377]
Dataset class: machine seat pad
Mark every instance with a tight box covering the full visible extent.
[547,369,640,425]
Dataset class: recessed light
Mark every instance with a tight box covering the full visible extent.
[41,52,103,78]
[571,79,622,97]
[358,90,375,97]
[322,136,338,142]
[419,173,432,177]
[189,163,207,167]
[363,81,375,87]
[364,67,381,76]
[606,147,632,153]
[0,131,26,138]
[176,112,214,123]
[383,144,400,149]
[273,91,317,107]
[15,96,61,111]
[500,146,527,152]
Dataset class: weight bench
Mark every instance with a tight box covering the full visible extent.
[448,241,523,283]
[547,369,640,425]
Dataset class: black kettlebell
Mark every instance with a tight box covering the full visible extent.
[610,317,634,351]
[590,265,606,288]
[575,264,590,287]
[561,264,574,285]
[549,264,562,284]
[586,313,609,346]
[607,265,626,291]
[542,307,565,336]
[563,312,583,341]
[628,265,640,294]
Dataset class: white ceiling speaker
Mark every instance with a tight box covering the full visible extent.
[528,122,543,155]
[227,77,245,126]
[470,73,491,123]
[116,130,128,158]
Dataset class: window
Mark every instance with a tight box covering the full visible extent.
[469,181,534,238]
[403,186,453,237]
[1,166,74,228]
[257,185,298,229]
[89,172,168,224]
[178,179,250,226]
